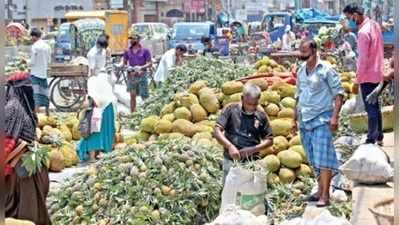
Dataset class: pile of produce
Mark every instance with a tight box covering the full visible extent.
[339,71,356,98]
[127,70,313,186]
[128,57,254,128]
[5,52,30,75]
[47,139,223,225]
[253,57,296,85]
[36,113,81,172]
[314,25,341,48]
[255,56,288,74]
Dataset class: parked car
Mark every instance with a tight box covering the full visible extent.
[169,22,217,53]
[131,22,169,40]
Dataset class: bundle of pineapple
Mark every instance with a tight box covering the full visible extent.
[47,139,223,225]
[129,77,313,186]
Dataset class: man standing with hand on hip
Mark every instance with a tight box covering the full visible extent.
[294,39,344,207]
[344,4,384,145]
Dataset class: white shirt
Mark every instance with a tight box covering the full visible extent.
[87,46,107,76]
[282,31,295,51]
[154,49,176,82]
[30,39,51,79]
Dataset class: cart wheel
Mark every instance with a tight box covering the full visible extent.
[50,77,85,112]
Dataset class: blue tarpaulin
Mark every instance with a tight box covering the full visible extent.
[295,8,340,23]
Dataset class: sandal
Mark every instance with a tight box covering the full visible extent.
[305,194,320,202]
[316,199,330,207]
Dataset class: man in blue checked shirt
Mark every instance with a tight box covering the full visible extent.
[293,39,345,207]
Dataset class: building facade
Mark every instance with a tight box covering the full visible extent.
[6,0,94,30]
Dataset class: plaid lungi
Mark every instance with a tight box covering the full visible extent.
[126,72,149,99]
[299,111,339,177]
[30,75,49,107]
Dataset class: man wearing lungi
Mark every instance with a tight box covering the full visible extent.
[294,39,344,207]
[29,28,51,116]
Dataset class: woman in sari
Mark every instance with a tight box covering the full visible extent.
[77,36,116,162]
[5,72,51,225]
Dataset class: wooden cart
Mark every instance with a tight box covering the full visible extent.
[48,63,89,112]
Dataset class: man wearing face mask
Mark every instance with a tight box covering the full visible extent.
[214,83,273,184]
[343,3,359,34]
[343,4,384,146]
[123,34,152,113]
[294,39,344,207]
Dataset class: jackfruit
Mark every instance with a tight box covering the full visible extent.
[154,119,173,134]
[265,103,280,116]
[223,93,242,106]
[172,119,199,137]
[278,150,303,169]
[270,118,294,136]
[279,168,296,184]
[273,136,289,152]
[190,104,208,122]
[277,107,295,119]
[259,155,280,173]
[289,145,307,162]
[37,114,48,128]
[134,131,150,142]
[196,120,216,128]
[272,82,296,98]
[49,150,65,172]
[289,135,301,146]
[139,116,160,133]
[260,91,281,104]
[259,146,276,157]
[194,138,213,147]
[267,173,281,185]
[280,97,296,109]
[159,132,185,140]
[222,81,244,95]
[72,122,81,140]
[162,113,175,122]
[247,78,268,91]
[59,125,72,141]
[60,144,79,167]
[199,89,220,114]
[160,102,176,117]
[195,124,213,133]
[258,65,269,73]
[296,164,313,178]
[255,59,268,69]
[189,80,208,95]
[174,107,192,121]
[177,93,199,108]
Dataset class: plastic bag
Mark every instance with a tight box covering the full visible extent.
[340,144,393,184]
[279,206,351,225]
[221,166,267,216]
[207,205,268,225]
[340,93,364,115]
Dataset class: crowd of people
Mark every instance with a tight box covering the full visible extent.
[4,2,393,224]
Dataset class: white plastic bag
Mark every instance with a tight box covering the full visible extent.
[340,93,364,115]
[279,206,351,225]
[221,167,267,216]
[207,205,268,225]
[340,144,393,184]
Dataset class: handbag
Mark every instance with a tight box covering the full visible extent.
[79,107,94,138]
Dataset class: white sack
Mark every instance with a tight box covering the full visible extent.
[221,167,267,216]
[340,144,393,184]
[206,205,268,225]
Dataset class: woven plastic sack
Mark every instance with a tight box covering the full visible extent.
[221,166,267,216]
[279,206,351,225]
[340,144,393,184]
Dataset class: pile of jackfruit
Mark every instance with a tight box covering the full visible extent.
[255,56,288,74]
[128,77,313,185]
[36,113,81,172]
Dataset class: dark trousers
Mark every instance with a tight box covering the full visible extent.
[360,83,384,143]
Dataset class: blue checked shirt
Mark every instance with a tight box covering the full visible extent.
[296,59,345,124]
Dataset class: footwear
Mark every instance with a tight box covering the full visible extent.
[316,199,330,207]
[305,194,319,202]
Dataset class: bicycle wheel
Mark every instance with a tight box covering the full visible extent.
[50,77,86,112]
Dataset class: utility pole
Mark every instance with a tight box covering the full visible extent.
[25,0,31,26]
